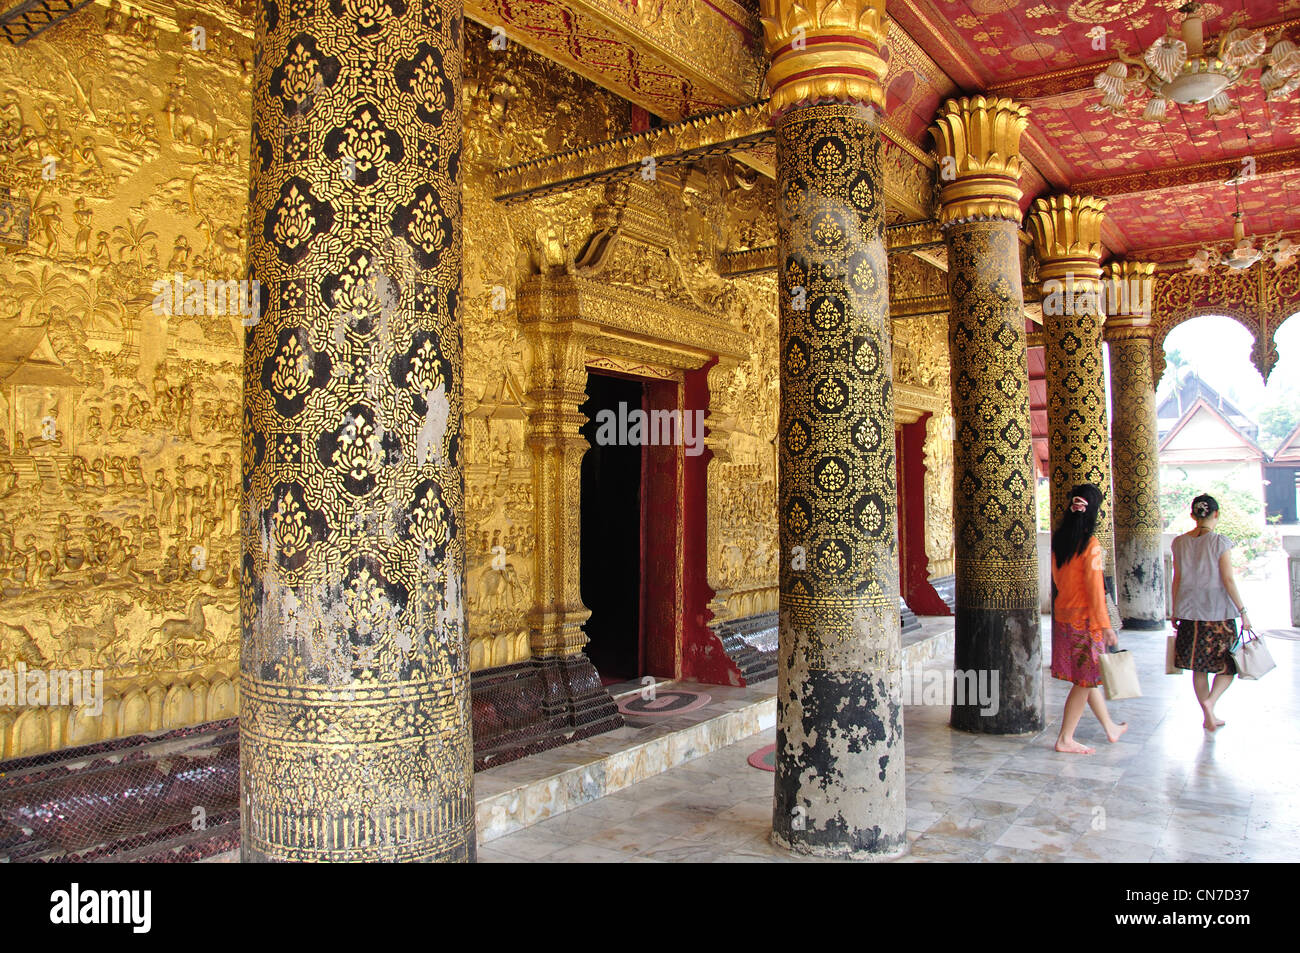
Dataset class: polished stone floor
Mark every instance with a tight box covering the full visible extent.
[480,626,1300,862]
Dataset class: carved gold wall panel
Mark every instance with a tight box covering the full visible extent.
[0,2,251,758]
[1,8,958,765]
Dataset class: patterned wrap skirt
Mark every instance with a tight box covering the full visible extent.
[1051,618,1104,688]
[1174,619,1238,675]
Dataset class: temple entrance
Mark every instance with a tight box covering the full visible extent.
[579,369,685,684]
[580,372,645,684]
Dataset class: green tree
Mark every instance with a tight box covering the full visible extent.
[1258,385,1300,452]
[1160,469,1278,564]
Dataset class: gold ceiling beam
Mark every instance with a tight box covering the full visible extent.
[494,101,937,218]
[493,102,770,202]
[1070,146,1300,199]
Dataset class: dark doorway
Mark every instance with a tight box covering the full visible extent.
[580,372,643,684]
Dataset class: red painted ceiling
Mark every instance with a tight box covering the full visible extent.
[894,0,1300,89]
[887,0,1300,260]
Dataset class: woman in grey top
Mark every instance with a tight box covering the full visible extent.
[1170,494,1252,733]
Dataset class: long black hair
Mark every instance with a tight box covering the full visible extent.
[1051,483,1103,568]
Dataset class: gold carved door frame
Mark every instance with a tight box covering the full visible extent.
[517,273,746,663]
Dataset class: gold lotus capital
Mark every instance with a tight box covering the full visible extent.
[930,96,1030,226]
[1027,194,1107,279]
[1102,260,1156,329]
[759,0,889,116]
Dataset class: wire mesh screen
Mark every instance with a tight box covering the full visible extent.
[0,718,239,862]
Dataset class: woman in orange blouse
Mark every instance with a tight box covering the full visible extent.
[1050,483,1129,754]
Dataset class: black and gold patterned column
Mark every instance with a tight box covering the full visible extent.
[1028,196,1115,577]
[1104,261,1165,629]
[241,0,474,861]
[931,97,1043,734]
[761,0,904,859]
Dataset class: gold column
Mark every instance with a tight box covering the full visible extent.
[1028,195,1116,575]
[1104,261,1165,629]
[521,321,592,661]
[931,97,1043,734]
[241,0,474,860]
[761,0,905,859]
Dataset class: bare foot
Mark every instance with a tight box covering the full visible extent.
[1055,738,1095,755]
[1105,722,1128,743]
[1200,702,1218,732]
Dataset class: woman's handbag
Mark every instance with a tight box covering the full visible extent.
[1231,628,1276,680]
[1099,648,1142,700]
[1166,635,1182,674]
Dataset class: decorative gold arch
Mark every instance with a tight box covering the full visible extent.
[1149,260,1300,384]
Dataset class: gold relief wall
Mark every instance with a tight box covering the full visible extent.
[0,2,253,758]
[460,22,631,671]
[706,269,779,623]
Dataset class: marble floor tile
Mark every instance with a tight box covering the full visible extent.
[980,845,1067,863]
[926,798,1023,844]
[994,820,1082,856]
[480,629,1300,863]
[1066,832,1158,863]
[542,841,638,863]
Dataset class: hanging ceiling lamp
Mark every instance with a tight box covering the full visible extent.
[1093,2,1300,120]
[1187,180,1299,273]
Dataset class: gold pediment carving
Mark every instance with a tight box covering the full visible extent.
[517,180,748,362]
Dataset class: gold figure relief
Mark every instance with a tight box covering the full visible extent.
[0,4,251,758]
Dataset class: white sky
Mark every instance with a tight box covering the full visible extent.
[1155,313,1300,416]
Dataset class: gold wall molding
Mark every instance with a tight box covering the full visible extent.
[0,664,238,758]
[464,0,762,121]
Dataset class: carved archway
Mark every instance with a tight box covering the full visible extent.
[1151,307,1259,386]
[1150,260,1300,384]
